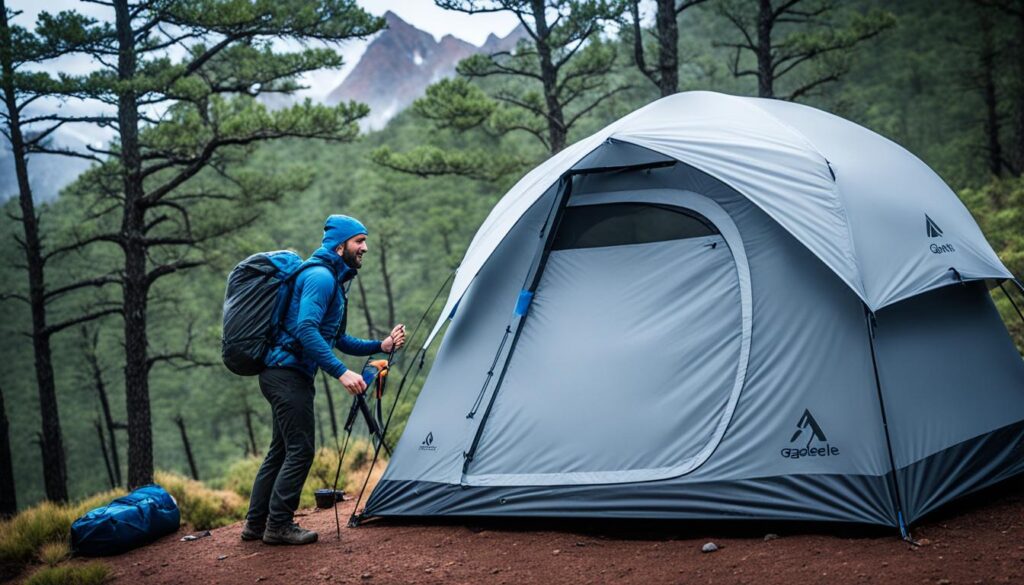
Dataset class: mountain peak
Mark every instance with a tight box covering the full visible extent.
[481,23,529,53]
[327,12,500,129]
[440,33,475,52]
[383,11,408,26]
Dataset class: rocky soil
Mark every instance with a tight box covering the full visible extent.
[96,478,1024,584]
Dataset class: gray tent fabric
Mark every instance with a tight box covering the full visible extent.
[423,92,1011,348]
[364,103,1024,531]
[468,234,740,485]
[570,138,676,172]
[466,190,751,486]
[875,282,1024,521]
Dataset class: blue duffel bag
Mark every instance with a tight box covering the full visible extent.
[71,484,181,556]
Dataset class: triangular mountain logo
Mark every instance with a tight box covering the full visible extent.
[419,431,437,451]
[780,409,840,459]
[926,214,943,238]
[789,409,827,446]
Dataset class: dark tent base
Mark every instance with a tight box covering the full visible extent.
[365,418,1024,529]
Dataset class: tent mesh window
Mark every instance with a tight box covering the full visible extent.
[551,203,719,250]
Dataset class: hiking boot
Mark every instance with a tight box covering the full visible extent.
[262,522,318,545]
[240,521,265,541]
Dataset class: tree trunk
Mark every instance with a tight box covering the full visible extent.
[320,372,339,443]
[378,237,396,330]
[656,0,679,96]
[356,277,377,339]
[173,416,199,481]
[532,0,567,153]
[979,11,1003,180]
[243,399,258,457]
[440,230,453,260]
[1013,13,1024,176]
[95,420,116,490]
[0,386,16,517]
[0,2,68,503]
[756,0,775,98]
[85,328,121,486]
[115,0,154,489]
[315,407,326,449]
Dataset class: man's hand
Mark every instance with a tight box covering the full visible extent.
[338,370,367,395]
[381,324,406,353]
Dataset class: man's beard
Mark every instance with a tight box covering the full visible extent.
[342,246,362,269]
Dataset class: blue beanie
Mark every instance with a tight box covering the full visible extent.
[322,214,367,251]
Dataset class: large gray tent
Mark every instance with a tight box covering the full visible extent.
[364,91,1024,533]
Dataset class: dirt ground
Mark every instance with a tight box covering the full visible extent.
[90,478,1024,585]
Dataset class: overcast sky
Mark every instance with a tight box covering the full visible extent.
[10,1,520,45]
[5,0,521,150]
[10,0,521,96]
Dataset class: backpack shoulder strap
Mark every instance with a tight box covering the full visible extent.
[276,259,341,355]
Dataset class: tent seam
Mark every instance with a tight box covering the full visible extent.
[740,97,868,303]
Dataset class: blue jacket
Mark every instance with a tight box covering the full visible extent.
[264,246,381,379]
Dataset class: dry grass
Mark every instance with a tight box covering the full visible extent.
[216,441,388,510]
[0,449,386,580]
[37,541,69,566]
[0,491,125,578]
[24,562,111,585]
[154,471,247,530]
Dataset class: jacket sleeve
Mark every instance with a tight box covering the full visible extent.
[295,269,349,378]
[335,333,383,357]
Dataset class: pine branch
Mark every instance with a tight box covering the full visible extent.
[43,308,122,337]
[564,85,631,129]
[145,259,204,287]
[43,233,123,263]
[0,293,31,305]
[43,273,122,302]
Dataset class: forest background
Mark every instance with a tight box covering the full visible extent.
[1,0,1023,512]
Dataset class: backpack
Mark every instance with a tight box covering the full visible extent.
[221,250,336,376]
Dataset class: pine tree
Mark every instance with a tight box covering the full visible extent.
[718,0,894,100]
[373,0,628,178]
[0,3,120,502]
[628,0,711,97]
[41,0,384,488]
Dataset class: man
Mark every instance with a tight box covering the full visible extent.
[242,215,405,545]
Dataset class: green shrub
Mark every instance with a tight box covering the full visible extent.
[154,471,246,530]
[214,442,383,509]
[25,562,111,585]
[215,456,262,500]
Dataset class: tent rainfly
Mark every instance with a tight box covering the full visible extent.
[363,91,1024,534]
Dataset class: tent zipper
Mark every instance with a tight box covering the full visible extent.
[462,175,575,475]
[466,325,513,419]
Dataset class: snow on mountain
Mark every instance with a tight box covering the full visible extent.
[327,11,526,129]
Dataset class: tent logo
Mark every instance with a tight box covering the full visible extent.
[780,409,840,459]
[419,432,437,452]
[925,214,956,254]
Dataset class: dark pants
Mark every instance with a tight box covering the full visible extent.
[246,368,316,529]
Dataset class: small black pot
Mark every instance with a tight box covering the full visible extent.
[314,489,342,509]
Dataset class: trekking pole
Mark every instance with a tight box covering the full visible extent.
[348,271,454,527]
[330,359,390,539]
[330,389,361,539]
